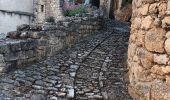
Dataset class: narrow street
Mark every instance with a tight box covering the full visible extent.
[0,20,132,100]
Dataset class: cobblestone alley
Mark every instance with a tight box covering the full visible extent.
[0,20,132,100]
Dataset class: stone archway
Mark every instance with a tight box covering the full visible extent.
[128,0,170,99]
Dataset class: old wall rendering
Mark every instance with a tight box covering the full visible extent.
[128,0,170,99]
[0,0,34,34]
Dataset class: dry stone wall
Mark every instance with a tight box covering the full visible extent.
[128,0,170,99]
[0,12,102,74]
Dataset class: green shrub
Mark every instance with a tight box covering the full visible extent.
[64,6,86,17]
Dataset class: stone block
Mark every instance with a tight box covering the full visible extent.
[165,38,170,55]
[30,32,40,39]
[163,17,170,25]
[128,85,144,100]
[27,57,37,63]
[154,54,169,65]
[17,59,26,67]
[136,47,153,69]
[5,61,17,71]
[37,50,46,60]
[151,65,170,76]
[49,37,60,45]
[166,75,170,85]
[166,31,170,38]
[42,24,57,31]
[62,22,71,27]
[140,4,149,15]
[0,66,7,73]
[4,52,19,61]
[25,50,36,59]
[20,40,30,51]
[30,31,46,39]
[7,31,21,39]
[0,55,6,71]
[29,25,42,31]
[37,46,46,50]
[20,40,37,50]
[153,18,161,26]
[136,30,145,47]
[10,41,21,52]
[151,80,170,100]
[149,3,158,14]
[167,1,170,15]
[0,43,10,54]
[145,28,166,53]
[0,54,5,62]
[158,3,167,17]
[141,16,153,30]
[19,31,29,38]
[17,24,30,31]
[37,39,48,46]
[17,51,26,60]
[54,30,67,37]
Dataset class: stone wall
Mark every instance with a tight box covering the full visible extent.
[0,12,102,73]
[128,0,170,99]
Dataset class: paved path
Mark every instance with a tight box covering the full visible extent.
[0,20,132,100]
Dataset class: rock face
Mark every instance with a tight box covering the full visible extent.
[128,0,170,99]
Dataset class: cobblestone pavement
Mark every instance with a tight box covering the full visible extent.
[0,20,132,100]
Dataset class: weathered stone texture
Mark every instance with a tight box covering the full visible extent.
[34,0,64,23]
[0,12,102,73]
[128,0,170,99]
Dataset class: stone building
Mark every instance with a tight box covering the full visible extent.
[128,0,170,99]
[34,0,64,23]
[34,0,117,23]
[0,0,131,34]
[0,0,34,34]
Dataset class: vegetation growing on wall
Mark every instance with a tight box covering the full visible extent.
[64,6,85,17]
[63,1,86,17]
